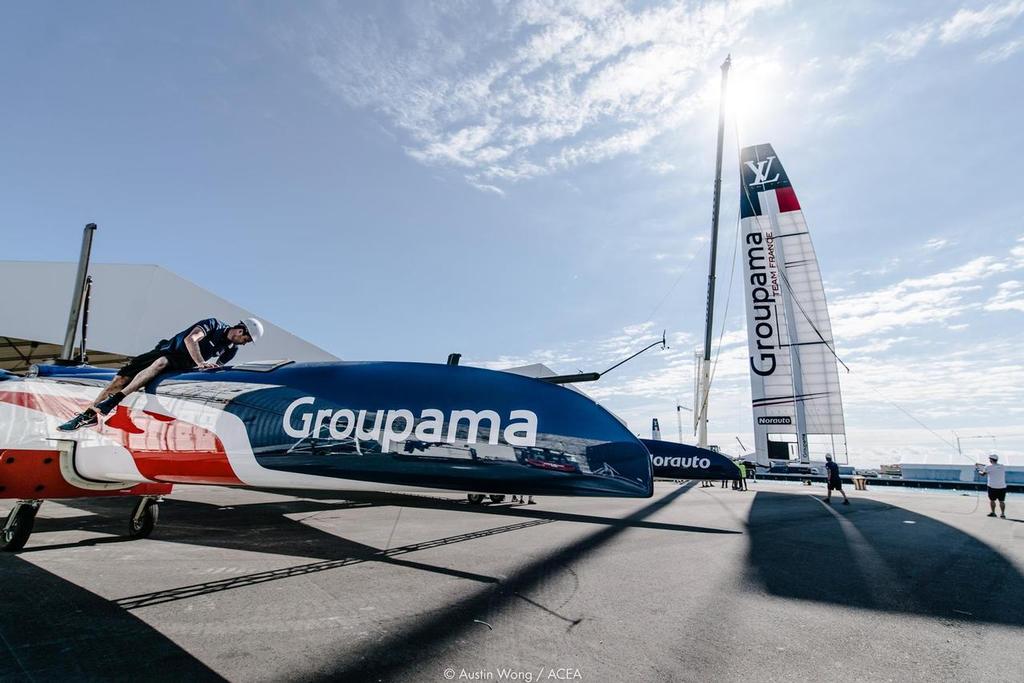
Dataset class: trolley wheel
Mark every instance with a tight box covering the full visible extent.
[2,503,39,552]
[128,499,159,538]
[488,495,506,503]
[466,494,485,505]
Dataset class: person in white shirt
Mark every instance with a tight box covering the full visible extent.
[977,453,1007,519]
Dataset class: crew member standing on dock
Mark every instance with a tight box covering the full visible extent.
[978,454,1008,519]
[58,317,263,431]
[824,454,849,505]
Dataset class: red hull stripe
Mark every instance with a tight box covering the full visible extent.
[0,391,244,486]
[1,448,172,499]
[775,186,801,213]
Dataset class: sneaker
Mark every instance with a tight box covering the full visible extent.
[987,512,997,517]
[1000,514,1006,519]
[94,393,125,416]
[842,500,850,505]
[57,410,99,432]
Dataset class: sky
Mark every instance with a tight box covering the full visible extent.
[1,1,1022,466]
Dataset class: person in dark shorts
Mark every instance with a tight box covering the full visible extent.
[824,454,849,505]
[58,317,263,431]
[977,454,1007,519]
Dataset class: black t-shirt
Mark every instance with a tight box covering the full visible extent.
[157,318,238,365]
[825,460,840,481]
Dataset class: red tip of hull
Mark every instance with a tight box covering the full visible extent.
[0,449,172,500]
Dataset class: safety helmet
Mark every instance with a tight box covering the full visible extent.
[239,317,264,343]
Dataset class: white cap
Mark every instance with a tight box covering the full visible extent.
[989,453,998,462]
[241,317,264,342]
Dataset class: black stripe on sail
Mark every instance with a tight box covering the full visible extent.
[752,391,829,407]
[780,341,833,348]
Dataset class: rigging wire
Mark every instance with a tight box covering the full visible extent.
[774,267,850,372]
[640,268,691,328]
[697,195,743,425]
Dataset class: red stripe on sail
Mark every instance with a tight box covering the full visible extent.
[776,186,801,213]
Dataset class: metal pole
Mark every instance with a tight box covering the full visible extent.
[79,276,92,364]
[697,55,731,448]
[61,224,96,360]
[677,402,684,443]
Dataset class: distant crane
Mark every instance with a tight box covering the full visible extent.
[952,432,997,464]
[676,400,692,443]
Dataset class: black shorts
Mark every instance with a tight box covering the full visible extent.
[116,349,195,380]
[828,479,844,491]
[988,487,1007,502]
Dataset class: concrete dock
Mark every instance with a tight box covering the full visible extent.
[2,481,1022,681]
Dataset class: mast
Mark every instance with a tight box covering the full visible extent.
[697,55,731,448]
[763,195,810,462]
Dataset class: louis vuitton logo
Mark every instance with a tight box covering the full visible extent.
[745,156,780,187]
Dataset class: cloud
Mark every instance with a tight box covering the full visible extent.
[898,255,1010,288]
[874,21,938,60]
[939,0,1024,43]
[1011,235,1024,264]
[923,237,952,250]
[301,0,786,190]
[828,256,1013,340]
[812,18,937,104]
[811,2,1022,112]
[985,280,1024,311]
[976,34,1024,61]
[296,1,1024,193]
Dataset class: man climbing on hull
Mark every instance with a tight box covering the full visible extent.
[58,316,263,431]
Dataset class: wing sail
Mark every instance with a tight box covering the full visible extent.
[739,144,847,464]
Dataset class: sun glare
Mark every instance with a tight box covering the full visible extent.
[726,59,785,141]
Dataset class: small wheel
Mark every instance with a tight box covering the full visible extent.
[466,494,485,505]
[488,495,506,503]
[2,504,38,552]
[128,500,159,538]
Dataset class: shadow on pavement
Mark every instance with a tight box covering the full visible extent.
[0,554,223,681]
[324,482,699,680]
[4,483,728,678]
[20,488,736,609]
[746,491,1024,626]
[256,487,738,535]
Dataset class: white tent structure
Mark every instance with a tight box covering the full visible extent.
[0,261,338,372]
